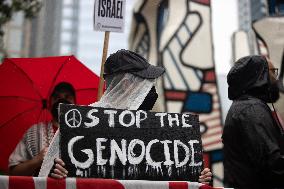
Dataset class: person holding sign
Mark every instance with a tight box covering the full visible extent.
[8,82,76,176]
[47,50,212,184]
[223,55,284,188]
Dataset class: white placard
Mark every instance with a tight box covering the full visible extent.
[94,0,126,33]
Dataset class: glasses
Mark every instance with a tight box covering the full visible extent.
[270,68,279,77]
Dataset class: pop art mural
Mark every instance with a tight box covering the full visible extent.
[129,0,224,185]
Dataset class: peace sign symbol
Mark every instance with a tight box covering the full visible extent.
[65,109,82,128]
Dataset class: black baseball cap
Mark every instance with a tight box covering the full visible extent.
[104,49,165,79]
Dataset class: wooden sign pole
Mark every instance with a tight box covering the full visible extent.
[97,31,110,100]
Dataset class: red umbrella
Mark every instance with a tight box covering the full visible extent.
[0,55,101,172]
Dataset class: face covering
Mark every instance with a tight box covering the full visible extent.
[138,86,158,111]
[51,98,72,122]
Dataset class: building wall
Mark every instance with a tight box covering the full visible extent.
[2,0,79,59]
[60,0,79,55]
[238,0,252,32]
[28,0,63,57]
[3,13,25,58]
[237,0,268,54]
[251,0,267,21]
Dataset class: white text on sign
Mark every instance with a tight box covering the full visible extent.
[65,108,193,128]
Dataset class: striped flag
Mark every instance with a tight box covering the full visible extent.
[0,176,224,189]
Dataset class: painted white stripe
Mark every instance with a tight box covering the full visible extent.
[203,86,217,94]
[66,177,76,189]
[213,103,220,110]
[177,26,189,45]
[164,51,186,90]
[202,133,221,143]
[203,137,222,145]
[202,84,215,91]
[34,177,46,189]
[168,44,202,91]
[211,97,220,105]
[188,182,202,189]
[204,143,223,151]
[164,74,172,89]
[0,176,9,189]
[203,136,222,144]
[206,119,221,128]
[167,101,184,113]
[119,180,169,189]
[203,135,222,143]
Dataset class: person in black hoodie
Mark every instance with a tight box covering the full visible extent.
[223,55,284,188]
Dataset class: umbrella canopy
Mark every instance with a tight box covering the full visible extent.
[0,55,100,171]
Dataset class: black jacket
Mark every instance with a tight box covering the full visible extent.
[223,56,284,188]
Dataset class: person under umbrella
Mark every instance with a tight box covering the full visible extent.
[0,55,100,172]
[9,82,76,176]
[44,50,212,184]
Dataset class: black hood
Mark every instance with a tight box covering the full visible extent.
[227,55,270,100]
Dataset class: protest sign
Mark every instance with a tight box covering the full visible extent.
[93,0,126,100]
[59,104,203,181]
[93,0,126,33]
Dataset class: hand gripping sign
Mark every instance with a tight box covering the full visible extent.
[59,104,203,181]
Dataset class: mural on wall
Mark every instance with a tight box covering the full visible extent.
[129,0,224,185]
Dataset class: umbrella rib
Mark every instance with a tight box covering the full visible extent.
[0,106,40,130]
[7,59,43,99]
[46,57,70,97]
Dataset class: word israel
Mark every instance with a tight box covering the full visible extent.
[65,108,193,128]
[68,137,202,174]
[97,0,123,19]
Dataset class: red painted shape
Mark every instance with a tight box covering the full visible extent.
[204,70,216,82]
[165,91,187,100]
[191,0,210,5]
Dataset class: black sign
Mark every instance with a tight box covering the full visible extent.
[59,104,203,181]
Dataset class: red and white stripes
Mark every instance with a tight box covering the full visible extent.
[0,176,224,189]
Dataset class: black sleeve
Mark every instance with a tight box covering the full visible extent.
[239,104,284,183]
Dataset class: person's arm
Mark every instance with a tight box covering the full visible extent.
[9,147,47,176]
